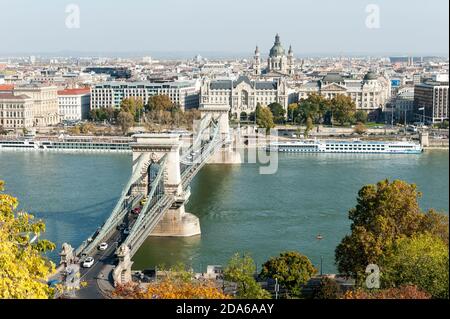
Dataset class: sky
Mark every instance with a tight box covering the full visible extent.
[0,0,448,57]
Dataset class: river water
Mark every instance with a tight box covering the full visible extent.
[0,151,448,273]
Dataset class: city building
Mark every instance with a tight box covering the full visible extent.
[90,80,200,111]
[13,84,60,127]
[414,80,449,123]
[200,75,289,120]
[394,86,415,123]
[253,34,294,76]
[0,94,34,129]
[296,72,391,116]
[58,88,91,121]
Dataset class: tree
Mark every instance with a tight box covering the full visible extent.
[79,123,95,134]
[0,125,7,135]
[312,277,342,299]
[287,103,299,123]
[114,264,229,299]
[419,209,449,246]
[330,94,356,126]
[260,251,316,298]
[381,233,449,299]
[256,105,275,134]
[298,93,331,124]
[335,179,448,280]
[268,102,286,124]
[147,95,174,112]
[343,285,431,299]
[120,97,144,120]
[224,253,271,299]
[304,117,314,138]
[0,180,56,299]
[353,122,367,135]
[117,111,134,134]
[354,110,368,124]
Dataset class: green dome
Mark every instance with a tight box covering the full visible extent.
[269,34,285,57]
[322,73,344,83]
[364,71,377,81]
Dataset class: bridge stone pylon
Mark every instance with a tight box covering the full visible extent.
[131,134,201,237]
[199,104,242,164]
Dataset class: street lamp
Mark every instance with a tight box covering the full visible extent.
[316,234,324,276]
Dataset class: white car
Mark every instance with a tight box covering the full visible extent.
[98,242,108,251]
[82,257,95,268]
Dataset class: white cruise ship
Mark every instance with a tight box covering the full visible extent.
[267,140,423,154]
[0,137,131,153]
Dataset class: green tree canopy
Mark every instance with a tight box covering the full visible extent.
[298,93,331,124]
[256,105,275,134]
[268,102,286,124]
[354,110,368,124]
[223,253,271,299]
[335,179,448,280]
[120,97,144,117]
[260,251,316,298]
[330,94,356,125]
[381,233,449,299]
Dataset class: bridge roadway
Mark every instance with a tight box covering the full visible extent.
[71,132,225,298]
[75,201,141,298]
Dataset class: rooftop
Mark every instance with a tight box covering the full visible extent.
[58,88,91,96]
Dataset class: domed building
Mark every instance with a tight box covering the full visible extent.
[296,71,391,117]
[253,34,294,76]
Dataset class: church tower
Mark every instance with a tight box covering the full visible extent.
[287,45,294,75]
[254,45,261,75]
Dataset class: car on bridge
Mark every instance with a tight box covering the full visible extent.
[98,242,108,251]
[82,257,95,268]
[132,207,142,215]
[123,228,130,235]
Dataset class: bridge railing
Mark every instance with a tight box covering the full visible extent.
[120,154,169,254]
[180,114,214,164]
[127,194,175,257]
[76,153,147,257]
[180,117,223,186]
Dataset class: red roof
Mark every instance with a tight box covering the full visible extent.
[0,84,14,91]
[58,88,91,96]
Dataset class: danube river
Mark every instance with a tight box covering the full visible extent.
[0,151,448,273]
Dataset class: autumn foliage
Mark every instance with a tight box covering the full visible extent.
[0,180,56,299]
[343,285,431,299]
[113,268,230,299]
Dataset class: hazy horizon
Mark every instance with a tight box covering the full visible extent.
[1,0,448,57]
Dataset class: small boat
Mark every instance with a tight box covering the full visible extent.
[316,234,324,240]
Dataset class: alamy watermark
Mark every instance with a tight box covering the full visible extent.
[365,264,381,289]
[365,4,381,29]
[65,4,80,29]
[184,122,279,175]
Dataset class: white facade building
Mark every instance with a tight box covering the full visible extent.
[90,80,200,111]
[0,94,34,129]
[58,88,91,121]
[13,84,60,127]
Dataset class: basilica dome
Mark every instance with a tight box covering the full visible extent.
[269,34,285,57]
